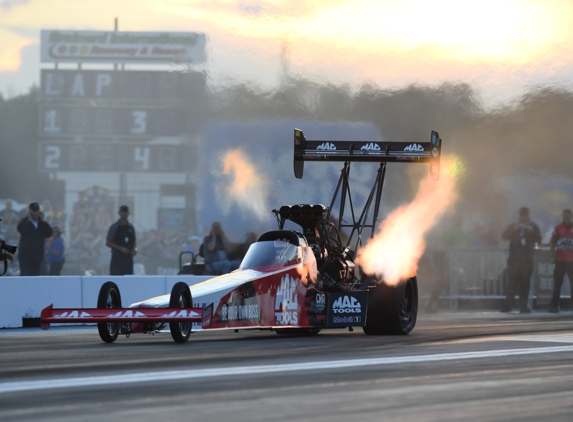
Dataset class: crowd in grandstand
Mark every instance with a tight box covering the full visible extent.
[0,186,207,276]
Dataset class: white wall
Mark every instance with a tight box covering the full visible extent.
[0,275,211,328]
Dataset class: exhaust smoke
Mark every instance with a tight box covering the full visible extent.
[218,148,270,221]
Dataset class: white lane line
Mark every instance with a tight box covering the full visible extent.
[504,334,573,344]
[427,333,573,346]
[1,345,573,394]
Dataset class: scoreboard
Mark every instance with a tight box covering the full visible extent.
[40,69,205,101]
[38,69,206,171]
[40,105,186,137]
[38,142,195,173]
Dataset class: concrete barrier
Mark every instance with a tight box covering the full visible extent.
[0,275,212,328]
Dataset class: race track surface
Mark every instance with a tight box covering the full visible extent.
[1,311,572,422]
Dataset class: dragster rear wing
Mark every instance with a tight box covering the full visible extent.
[293,129,442,180]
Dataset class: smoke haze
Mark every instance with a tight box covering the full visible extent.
[218,148,270,223]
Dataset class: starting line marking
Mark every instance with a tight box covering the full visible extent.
[1,345,573,394]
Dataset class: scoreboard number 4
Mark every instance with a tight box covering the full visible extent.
[134,147,150,170]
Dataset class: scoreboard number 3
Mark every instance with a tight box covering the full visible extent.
[131,110,147,134]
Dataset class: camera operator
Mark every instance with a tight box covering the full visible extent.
[0,218,16,276]
[17,202,53,276]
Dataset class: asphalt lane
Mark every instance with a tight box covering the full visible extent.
[1,311,572,422]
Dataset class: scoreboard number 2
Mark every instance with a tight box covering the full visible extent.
[44,145,61,169]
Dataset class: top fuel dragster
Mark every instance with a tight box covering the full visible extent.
[40,128,442,343]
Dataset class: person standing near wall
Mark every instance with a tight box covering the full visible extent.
[106,205,137,275]
[548,209,573,313]
[46,226,65,276]
[17,202,53,276]
[500,207,542,313]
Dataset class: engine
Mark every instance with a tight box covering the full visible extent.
[272,204,358,291]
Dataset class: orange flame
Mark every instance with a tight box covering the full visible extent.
[220,149,269,221]
[357,157,458,286]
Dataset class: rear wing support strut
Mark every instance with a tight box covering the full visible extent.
[328,161,387,251]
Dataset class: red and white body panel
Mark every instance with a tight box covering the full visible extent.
[41,239,368,332]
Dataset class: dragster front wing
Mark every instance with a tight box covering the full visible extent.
[293,128,442,180]
[40,304,203,330]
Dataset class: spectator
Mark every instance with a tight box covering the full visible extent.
[548,209,573,313]
[17,202,53,276]
[84,185,111,209]
[42,199,66,229]
[106,205,137,275]
[46,226,65,275]
[42,200,54,223]
[500,207,542,313]
[203,222,240,275]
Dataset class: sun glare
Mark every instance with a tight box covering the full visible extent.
[0,0,572,91]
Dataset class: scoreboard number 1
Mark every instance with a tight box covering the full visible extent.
[43,109,61,133]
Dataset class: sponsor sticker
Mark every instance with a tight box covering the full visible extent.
[56,310,92,318]
[275,274,299,325]
[332,295,361,314]
[316,142,336,150]
[220,303,260,322]
[404,144,424,152]
[360,143,381,151]
[315,292,326,313]
[325,291,368,327]
[333,315,361,324]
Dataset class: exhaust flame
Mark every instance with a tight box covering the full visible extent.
[357,157,459,286]
[219,149,269,221]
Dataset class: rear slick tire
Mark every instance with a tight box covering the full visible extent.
[363,276,418,335]
[169,282,193,344]
[97,281,122,343]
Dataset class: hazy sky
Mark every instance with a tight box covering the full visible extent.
[1,0,573,105]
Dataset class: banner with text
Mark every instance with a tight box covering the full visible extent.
[41,30,207,64]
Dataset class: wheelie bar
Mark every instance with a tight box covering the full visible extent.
[40,304,203,329]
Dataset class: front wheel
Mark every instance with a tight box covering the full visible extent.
[363,276,418,335]
[169,282,193,344]
[97,281,122,343]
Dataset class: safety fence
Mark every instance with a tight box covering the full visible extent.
[421,247,570,309]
